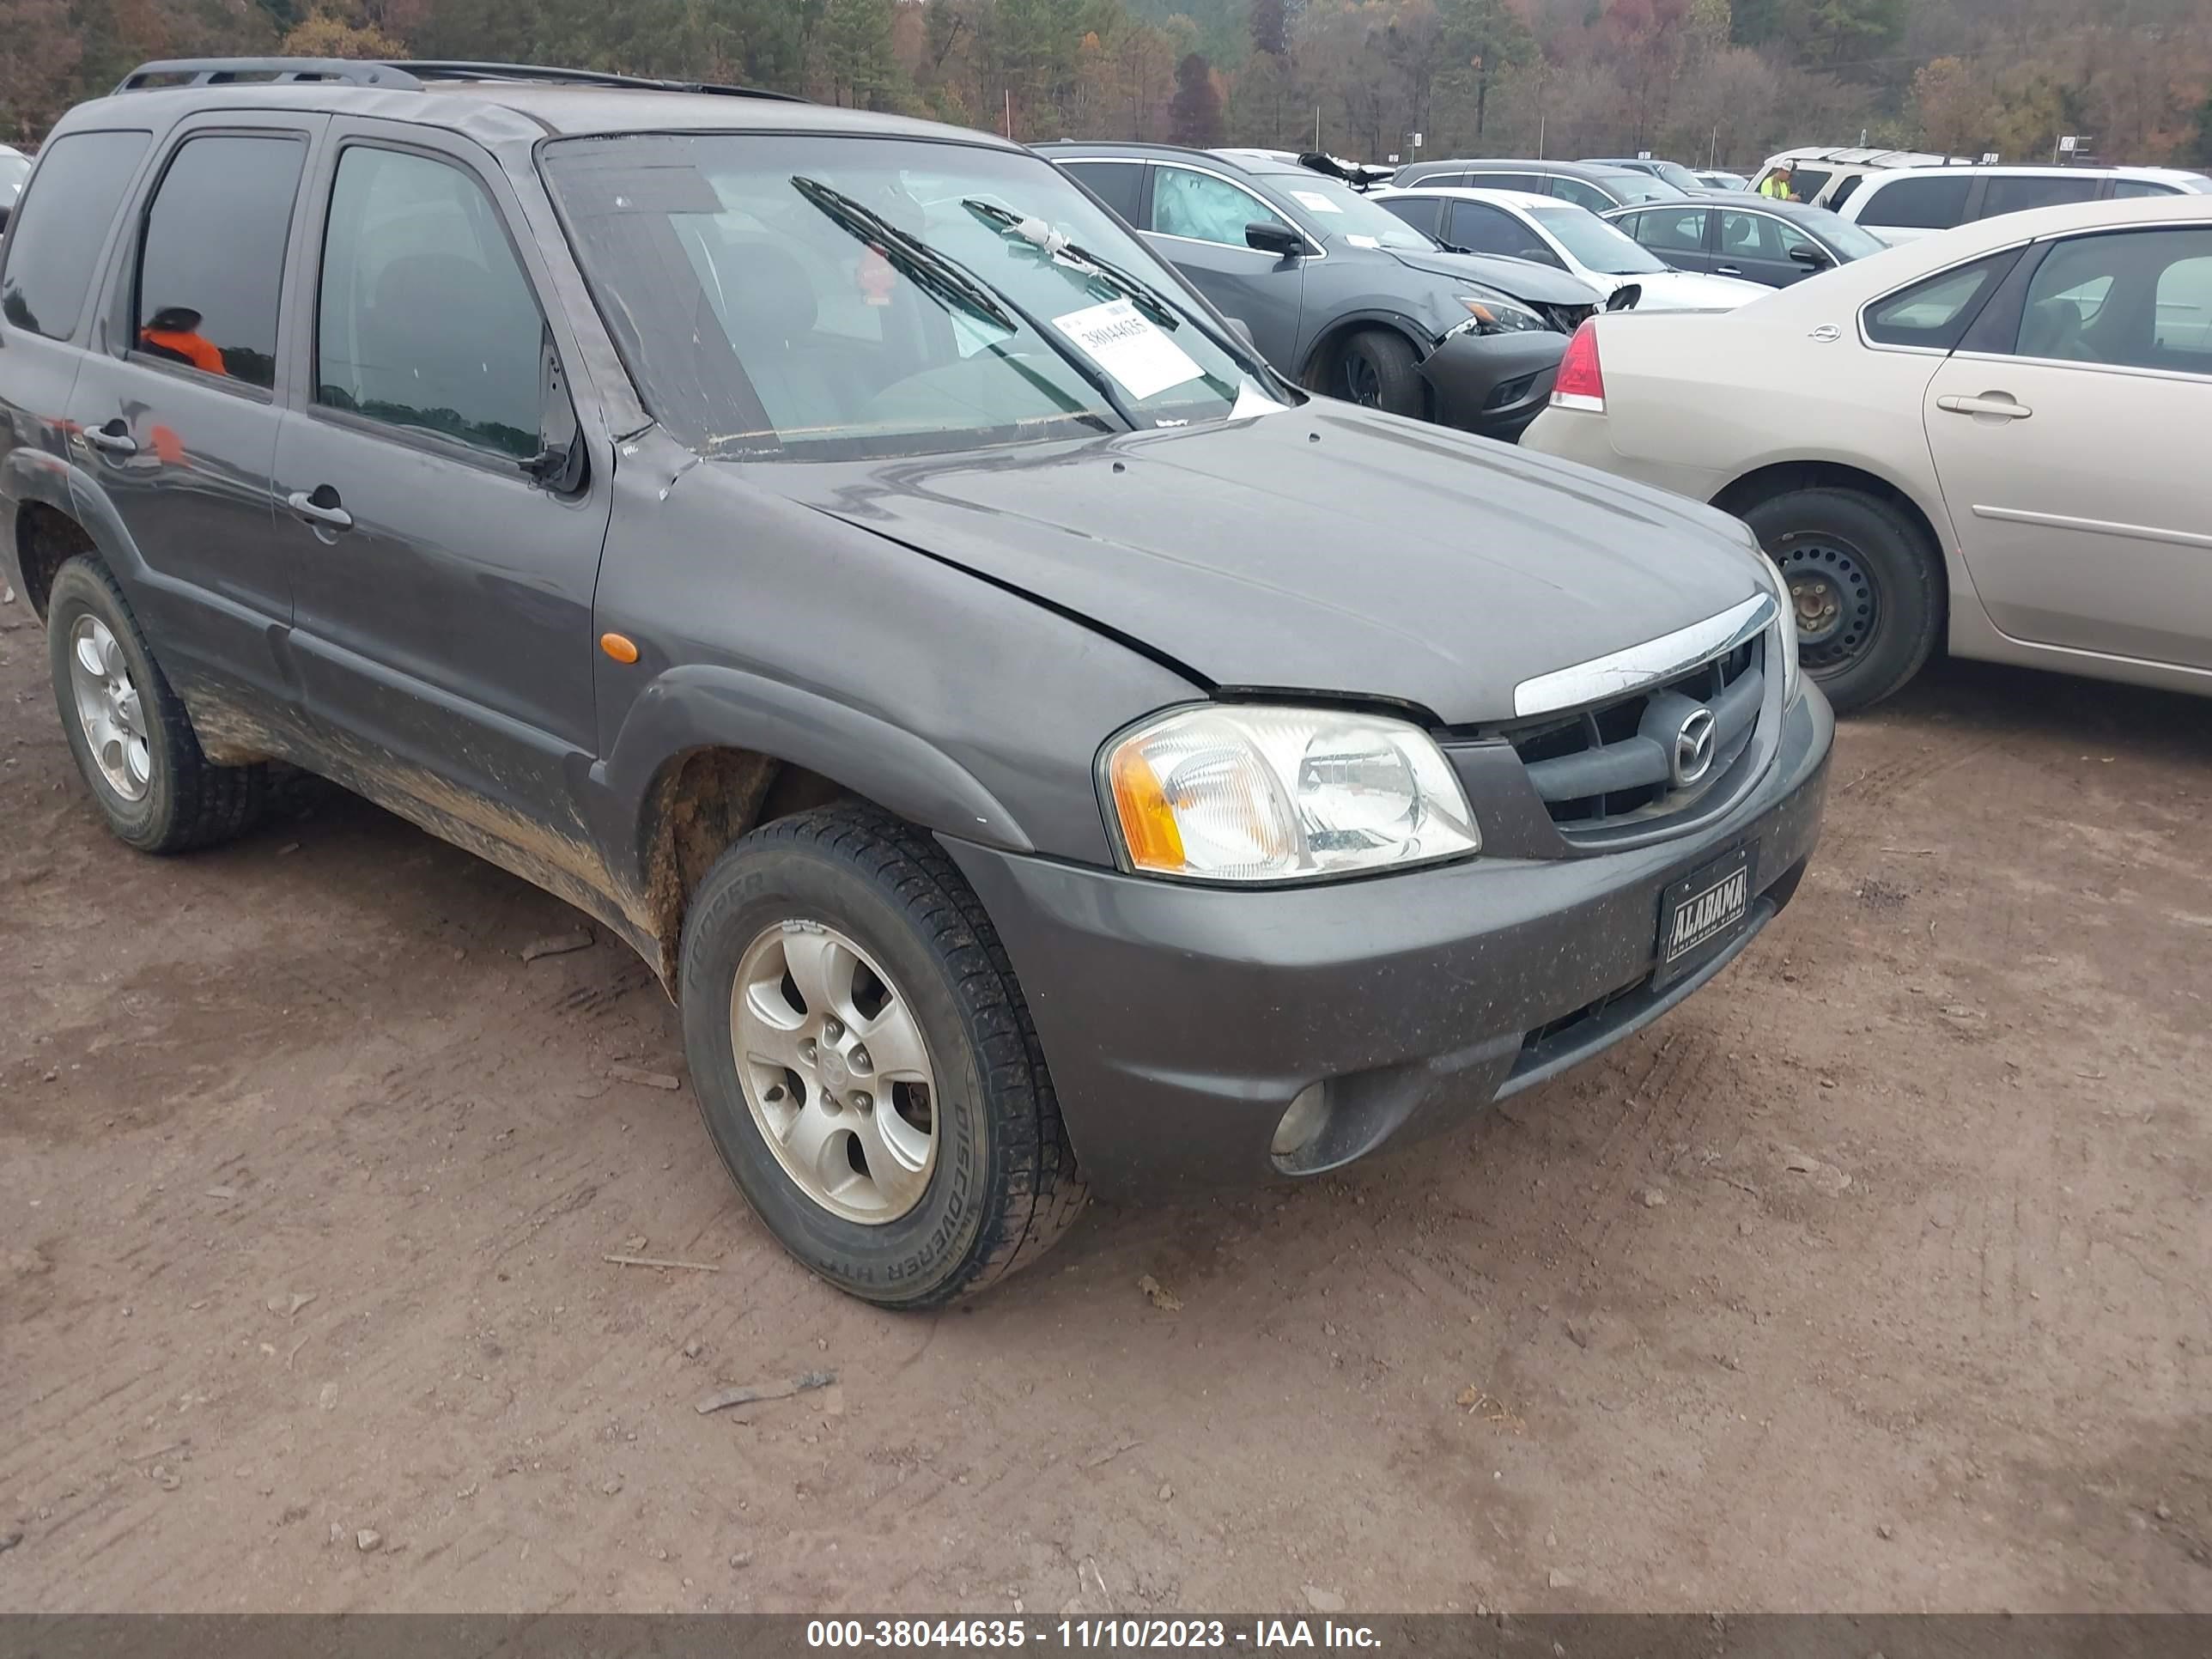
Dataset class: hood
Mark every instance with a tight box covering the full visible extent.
[749,404,1767,725]
[1386,246,1603,307]
[1595,269,1771,312]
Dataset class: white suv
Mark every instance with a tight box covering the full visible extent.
[1838,164,2211,245]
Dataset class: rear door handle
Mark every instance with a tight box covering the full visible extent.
[1937,393,2033,420]
[87,420,137,456]
[286,487,353,531]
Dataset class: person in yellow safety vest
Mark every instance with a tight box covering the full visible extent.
[1759,163,1798,202]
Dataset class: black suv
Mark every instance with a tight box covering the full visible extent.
[2,60,1832,1307]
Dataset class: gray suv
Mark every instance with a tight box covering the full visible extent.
[1,58,1832,1306]
[1040,143,1600,438]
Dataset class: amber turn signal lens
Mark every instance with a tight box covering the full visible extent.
[1109,744,1186,872]
[599,632,640,664]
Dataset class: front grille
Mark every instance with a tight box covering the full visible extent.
[1501,632,1766,834]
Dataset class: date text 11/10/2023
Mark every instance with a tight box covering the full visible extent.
[805,1618,1384,1649]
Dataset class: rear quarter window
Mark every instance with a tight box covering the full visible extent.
[0,130,152,341]
[1978,174,2102,218]
[1062,160,1145,224]
[1859,175,1972,231]
[1862,252,2016,349]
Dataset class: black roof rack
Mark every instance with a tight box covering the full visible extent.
[113,57,803,103]
[395,62,804,101]
[116,58,424,92]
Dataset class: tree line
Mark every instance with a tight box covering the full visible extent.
[5,0,2209,170]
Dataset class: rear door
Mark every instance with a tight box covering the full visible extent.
[65,113,320,717]
[1714,207,1824,287]
[1972,172,2103,227]
[1141,161,1306,371]
[1618,204,1717,273]
[274,120,611,839]
[1923,225,2212,669]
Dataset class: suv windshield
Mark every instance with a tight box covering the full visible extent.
[542,135,1281,460]
[1273,173,1434,249]
[1529,205,1667,274]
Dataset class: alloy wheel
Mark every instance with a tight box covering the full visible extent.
[68,616,151,802]
[729,921,938,1224]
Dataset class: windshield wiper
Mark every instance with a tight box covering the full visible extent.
[959,198,1184,330]
[790,174,1148,432]
[790,175,1018,335]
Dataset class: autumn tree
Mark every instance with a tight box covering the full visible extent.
[0,0,81,140]
[1169,50,1224,147]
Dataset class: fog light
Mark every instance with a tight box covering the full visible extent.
[1272,1082,1329,1161]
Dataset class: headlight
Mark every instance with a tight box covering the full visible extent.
[1749,541,1803,707]
[1100,705,1481,884]
[1449,291,1548,335]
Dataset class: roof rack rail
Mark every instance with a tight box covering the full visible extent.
[393,62,803,101]
[112,57,805,103]
[115,58,424,93]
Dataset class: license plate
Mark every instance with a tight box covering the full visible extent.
[1655,845,1753,987]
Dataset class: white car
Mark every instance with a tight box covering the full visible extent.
[1371,186,1771,312]
[1522,194,2212,712]
[1837,163,2212,246]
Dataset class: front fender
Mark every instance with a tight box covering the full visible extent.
[590,662,1032,896]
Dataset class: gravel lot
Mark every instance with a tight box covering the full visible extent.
[3,589,2208,1613]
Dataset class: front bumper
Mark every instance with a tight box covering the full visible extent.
[943,690,1832,1203]
[1422,329,1567,442]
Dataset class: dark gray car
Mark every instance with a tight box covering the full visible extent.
[1392,157,1690,211]
[1040,142,1599,438]
[1,58,1832,1307]
[1603,195,1888,287]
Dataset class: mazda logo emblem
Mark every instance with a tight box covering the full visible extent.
[1672,708,1717,787]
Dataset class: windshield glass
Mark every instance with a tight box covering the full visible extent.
[1644,161,1704,191]
[1609,173,1688,204]
[1270,173,1435,248]
[1796,206,1887,259]
[1530,205,1668,274]
[541,135,1283,460]
[0,152,30,205]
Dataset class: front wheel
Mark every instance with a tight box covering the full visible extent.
[678,804,1087,1306]
[1740,487,1942,714]
[1336,328,1424,416]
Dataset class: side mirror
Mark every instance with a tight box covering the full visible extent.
[1604,283,1641,312]
[1245,222,1308,258]
[1788,243,1833,268]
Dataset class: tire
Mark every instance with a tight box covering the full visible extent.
[678,803,1087,1307]
[46,556,269,853]
[1740,486,1941,715]
[1337,328,1424,417]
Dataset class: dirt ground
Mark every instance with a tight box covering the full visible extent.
[3,589,2208,1615]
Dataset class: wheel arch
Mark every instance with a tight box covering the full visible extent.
[598,665,1036,990]
[1710,459,1952,631]
[1297,310,1431,392]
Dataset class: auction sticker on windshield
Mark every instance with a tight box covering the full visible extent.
[1052,298,1204,400]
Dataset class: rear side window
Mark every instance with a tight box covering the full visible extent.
[135,134,307,388]
[1628,207,1708,253]
[316,146,546,459]
[1470,171,1544,192]
[1063,161,1144,223]
[1380,195,1440,239]
[1789,167,1835,202]
[1863,252,2015,349]
[1858,175,1972,231]
[1979,174,2102,218]
[0,130,151,341]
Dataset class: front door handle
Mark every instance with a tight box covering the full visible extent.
[1936,392,2033,420]
[286,486,353,532]
[87,420,137,456]
[1716,264,1743,276]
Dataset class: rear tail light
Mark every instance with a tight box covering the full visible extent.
[1552,319,1605,412]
